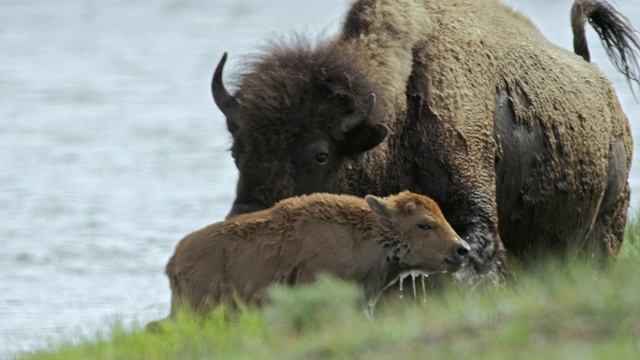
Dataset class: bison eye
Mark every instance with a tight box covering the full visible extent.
[417,223,432,230]
[314,152,329,165]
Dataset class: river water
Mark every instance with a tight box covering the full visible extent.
[1,0,639,356]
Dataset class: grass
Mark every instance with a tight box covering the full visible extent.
[14,220,640,360]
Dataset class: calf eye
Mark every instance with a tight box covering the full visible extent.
[314,152,329,165]
[417,223,432,230]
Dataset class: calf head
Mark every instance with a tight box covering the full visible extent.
[212,48,388,219]
[365,191,470,274]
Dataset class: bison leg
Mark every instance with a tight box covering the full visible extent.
[583,183,630,260]
[582,137,629,261]
[449,208,507,285]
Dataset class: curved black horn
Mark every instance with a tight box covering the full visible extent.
[212,52,240,117]
[340,93,376,133]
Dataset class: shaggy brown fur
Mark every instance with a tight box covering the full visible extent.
[212,0,639,283]
[151,191,468,324]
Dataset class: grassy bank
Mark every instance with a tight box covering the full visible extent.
[17,220,640,360]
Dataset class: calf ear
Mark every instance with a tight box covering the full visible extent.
[365,195,394,219]
[343,123,388,155]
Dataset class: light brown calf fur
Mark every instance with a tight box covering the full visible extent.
[156,191,469,320]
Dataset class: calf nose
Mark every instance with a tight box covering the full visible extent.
[453,239,471,262]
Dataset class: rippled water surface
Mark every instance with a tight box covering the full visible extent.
[1,0,639,356]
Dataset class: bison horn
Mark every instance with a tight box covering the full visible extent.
[212,52,240,118]
[340,93,376,133]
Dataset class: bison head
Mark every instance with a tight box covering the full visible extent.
[365,191,470,274]
[213,45,389,219]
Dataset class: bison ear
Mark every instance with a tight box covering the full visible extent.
[342,123,388,155]
[365,195,394,219]
[338,93,387,154]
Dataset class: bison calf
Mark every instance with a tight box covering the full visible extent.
[156,191,469,321]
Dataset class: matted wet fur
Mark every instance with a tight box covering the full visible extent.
[149,191,469,327]
[213,0,639,284]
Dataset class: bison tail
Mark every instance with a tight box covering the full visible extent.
[571,0,640,89]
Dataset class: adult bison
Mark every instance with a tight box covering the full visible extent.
[212,0,640,283]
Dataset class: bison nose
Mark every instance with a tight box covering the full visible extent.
[225,202,266,219]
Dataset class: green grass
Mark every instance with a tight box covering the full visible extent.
[15,222,640,360]
[620,214,640,258]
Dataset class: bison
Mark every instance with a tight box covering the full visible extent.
[153,191,469,322]
[212,0,640,283]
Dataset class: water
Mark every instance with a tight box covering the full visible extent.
[398,271,429,304]
[411,273,418,300]
[421,275,428,304]
[1,0,639,356]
